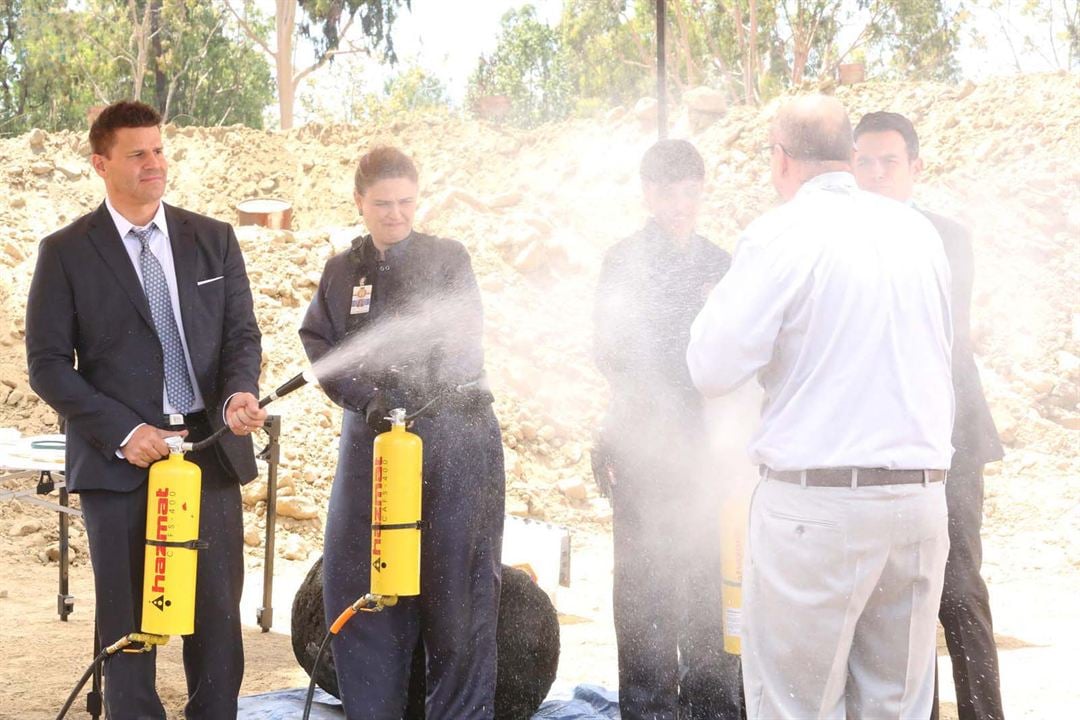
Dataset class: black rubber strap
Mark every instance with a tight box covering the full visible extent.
[371,521,425,531]
[145,538,209,550]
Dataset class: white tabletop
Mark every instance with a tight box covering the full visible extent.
[0,429,65,473]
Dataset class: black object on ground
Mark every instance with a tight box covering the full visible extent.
[291,558,561,719]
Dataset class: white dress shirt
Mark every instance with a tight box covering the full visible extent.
[687,172,955,471]
[106,197,206,415]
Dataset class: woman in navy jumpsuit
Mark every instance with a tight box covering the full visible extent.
[300,146,505,719]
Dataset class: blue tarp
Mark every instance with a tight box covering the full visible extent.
[237,684,620,719]
[534,684,620,719]
[238,687,343,719]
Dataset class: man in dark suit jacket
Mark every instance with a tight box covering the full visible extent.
[25,101,267,719]
[854,111,1006,720]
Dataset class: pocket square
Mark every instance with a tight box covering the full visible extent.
[197,276,224,286]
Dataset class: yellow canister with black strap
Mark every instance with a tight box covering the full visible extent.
[370,409,423,598]
[141,450,202,636]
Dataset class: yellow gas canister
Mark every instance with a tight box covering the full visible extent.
[720,489,750,654]
[141,451,202,636]
[370,410,423,598]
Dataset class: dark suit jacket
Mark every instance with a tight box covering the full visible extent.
[25,202,262,492]
[923,210,1003,469]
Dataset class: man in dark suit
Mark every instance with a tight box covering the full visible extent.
[25,100,266,719]
[854,111,1006,720]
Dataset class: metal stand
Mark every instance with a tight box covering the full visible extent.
[0,470,80,620]
[56,476,75,620]
[255,415,281,632]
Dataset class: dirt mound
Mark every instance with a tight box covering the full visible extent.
[1,74,1077,575]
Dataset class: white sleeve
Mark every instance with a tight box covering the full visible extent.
[686,226,812,397]
[115,423,147,458]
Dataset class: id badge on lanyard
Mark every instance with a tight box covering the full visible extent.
[350,275,373,315]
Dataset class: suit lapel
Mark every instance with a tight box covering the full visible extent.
[164,204,203,369]
[87,203,155,329]
[165,204,197,326]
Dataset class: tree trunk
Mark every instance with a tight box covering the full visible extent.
[128,0,153,101]
[747,0,759,102]
[152,0,167,115]
[791,39,809,85]
[276,0,297,129]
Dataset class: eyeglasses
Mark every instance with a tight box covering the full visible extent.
[758,143,795,160]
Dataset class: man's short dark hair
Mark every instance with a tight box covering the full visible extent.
[89,101,162,156]
[854,111,920,160]
[640,139,705,184]
[354,146,419,195]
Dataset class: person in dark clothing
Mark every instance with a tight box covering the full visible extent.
[25,100,265,719]
[855,111,1006,720]
[593,139,742,720]
[299,146,505,720]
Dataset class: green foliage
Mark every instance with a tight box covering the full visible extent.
[542,0,971,109]
[156,1,274,126]
[0,0,273,134]
[353,63,450,121]
[297,0,409,62]
[379,64,448,112]
[0,2,120,133]
[466,4,573,128]
[861,0,963,81]
[0,1,17,115]
[559,0,652,105]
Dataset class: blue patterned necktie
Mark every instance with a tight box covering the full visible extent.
[131,224,195,413]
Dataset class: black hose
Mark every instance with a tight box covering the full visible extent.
[301,628,335,720]
[55,647,111,720]
[188,370,314,452]
[186,424,230,453]
[402,378,483,423]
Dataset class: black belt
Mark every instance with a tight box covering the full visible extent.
[161,410,208,429]
[763,466,946,488]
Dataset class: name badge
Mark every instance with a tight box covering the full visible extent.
[350,280,372,315]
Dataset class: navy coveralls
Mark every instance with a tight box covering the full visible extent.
[594,221,742,720]
[300,232,505,720]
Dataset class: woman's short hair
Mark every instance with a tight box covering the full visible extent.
[354,146,419,195]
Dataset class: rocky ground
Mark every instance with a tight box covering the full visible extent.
[0,73,1077,718]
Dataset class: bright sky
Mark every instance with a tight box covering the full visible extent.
[389,0,563,102]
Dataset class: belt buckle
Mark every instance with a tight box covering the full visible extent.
[168,413,185,427]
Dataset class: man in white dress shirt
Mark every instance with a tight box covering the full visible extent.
[686,95,955,719]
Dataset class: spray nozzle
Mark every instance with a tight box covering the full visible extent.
[386,408,407,427]
[165,436,186,454]
[259,368,318,407]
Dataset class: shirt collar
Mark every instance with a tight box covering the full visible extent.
[105,197,169,242]
[796,171,857,198]
[384,231,413,259]
[357,231,414,260]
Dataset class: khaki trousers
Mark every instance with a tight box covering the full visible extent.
[742,478,949,719]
